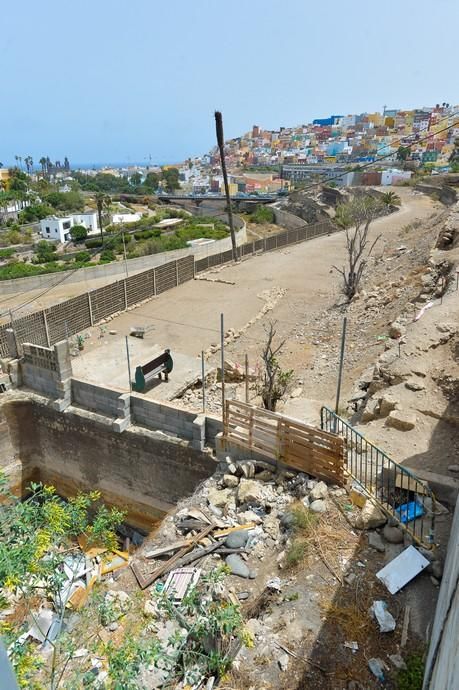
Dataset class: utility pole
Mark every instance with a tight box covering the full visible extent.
[215,111,238,262]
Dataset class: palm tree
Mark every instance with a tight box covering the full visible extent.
[39,157,47,176]
[24,156,33,174]
[95,192,110,241]
[381,191,401,208]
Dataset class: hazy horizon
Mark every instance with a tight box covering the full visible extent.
[2,0,458,167]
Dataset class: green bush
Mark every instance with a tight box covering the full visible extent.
[35,240,57,263]
[99,249,116,262]
[0,247,16,259]
[85,238,104,249]
[74,250,91,263]
[70,224,88,242]
[250,205,275,224]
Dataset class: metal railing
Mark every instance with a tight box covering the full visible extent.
[321,406,436,548]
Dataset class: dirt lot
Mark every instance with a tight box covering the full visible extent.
[67,188,437,399]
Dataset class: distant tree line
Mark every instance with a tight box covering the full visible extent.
[72,167,181,195]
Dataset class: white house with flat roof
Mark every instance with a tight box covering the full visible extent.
[40,212,98,243]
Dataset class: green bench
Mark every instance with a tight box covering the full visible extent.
[133,349,173,392]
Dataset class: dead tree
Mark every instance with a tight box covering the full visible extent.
[333,196,382,300]
[258,322,293,412]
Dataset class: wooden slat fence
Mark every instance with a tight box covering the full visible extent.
[224,400,345,485]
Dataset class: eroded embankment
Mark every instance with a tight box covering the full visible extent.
[0,394,216,529]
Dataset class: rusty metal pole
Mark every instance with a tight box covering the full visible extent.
[201,350,206,414]
[220,313,225,424]
[334,316,347,419]
[215,111,238,262]
[245,353,249,403]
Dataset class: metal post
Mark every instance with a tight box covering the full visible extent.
[245,353,249,403]
[334,316,347,418]
[43,311,51,347]
[125,336,132,391]
[122,232,128,278]
[220,313,225,423]
[201,350,206,413]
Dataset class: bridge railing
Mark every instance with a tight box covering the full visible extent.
[320,406,436,549]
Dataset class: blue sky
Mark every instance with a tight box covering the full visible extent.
[1,0,458,166]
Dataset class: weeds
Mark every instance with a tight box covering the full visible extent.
[396,653,425,690]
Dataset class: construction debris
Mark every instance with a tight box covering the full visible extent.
[376,546,430,594]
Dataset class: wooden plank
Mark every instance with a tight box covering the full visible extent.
[130,523,215,590]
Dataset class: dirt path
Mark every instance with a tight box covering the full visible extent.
[69,189,437,403]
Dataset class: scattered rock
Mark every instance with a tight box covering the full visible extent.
[310,481,328,500]
[226,554,255,579]
[362,398,379,422]
[353,502,387,530]
[263,515,280,540]
[383,524,404,544]
[237,591,250,601]
[389,654,407,670]
[389,321,406,339]
[223,474,239,488]
[207,487,232,509]
[448,465,459,473]
[239,461,255,479]
[368,532,385,553]
[238,509,263,525]
[385,410,416,431]
[405,379,425,392]
[309,499,327,513]
[108,621,119,632]
[379,392,398,418]
[225,530,250,549]
[237,479,265,506]
[278,652,289,671]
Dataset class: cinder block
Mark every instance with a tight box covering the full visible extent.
[112,416,131,433]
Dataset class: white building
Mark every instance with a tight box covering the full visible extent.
[111,212,141,224]
[40,212,98,243]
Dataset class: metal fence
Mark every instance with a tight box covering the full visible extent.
[321,406,436,548]
[195,221,335,273]
[0,219,336,358]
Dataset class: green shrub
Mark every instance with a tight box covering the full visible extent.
[74,250,91,263]
[286,540,308,568]
[85,238,103,249]
[396,653,424,690]
[250,205,275,224]
[0,247,15,259]
[99,249,116,262]
[70,224,88,242]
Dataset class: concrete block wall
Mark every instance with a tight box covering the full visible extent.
[130,394,199,442]
[21,342,64,399]
[71,379,127,418]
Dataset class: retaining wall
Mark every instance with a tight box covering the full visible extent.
[0,396,216,527]
[0,226,247,295]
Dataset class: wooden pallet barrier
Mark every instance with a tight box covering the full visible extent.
[223,400,345,485]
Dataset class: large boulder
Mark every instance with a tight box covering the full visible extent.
[385,410,416,431]
[310,481,329,501]
[379,392,399,418]
[237,479,266,506]
[207,487,232,509]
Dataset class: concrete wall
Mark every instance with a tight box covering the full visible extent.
[21,341,71,405]
[271,206,309,230]
[71,379,130,430]
[424,497,459,689]
[0,226,247,295]
[0,396,216,528]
